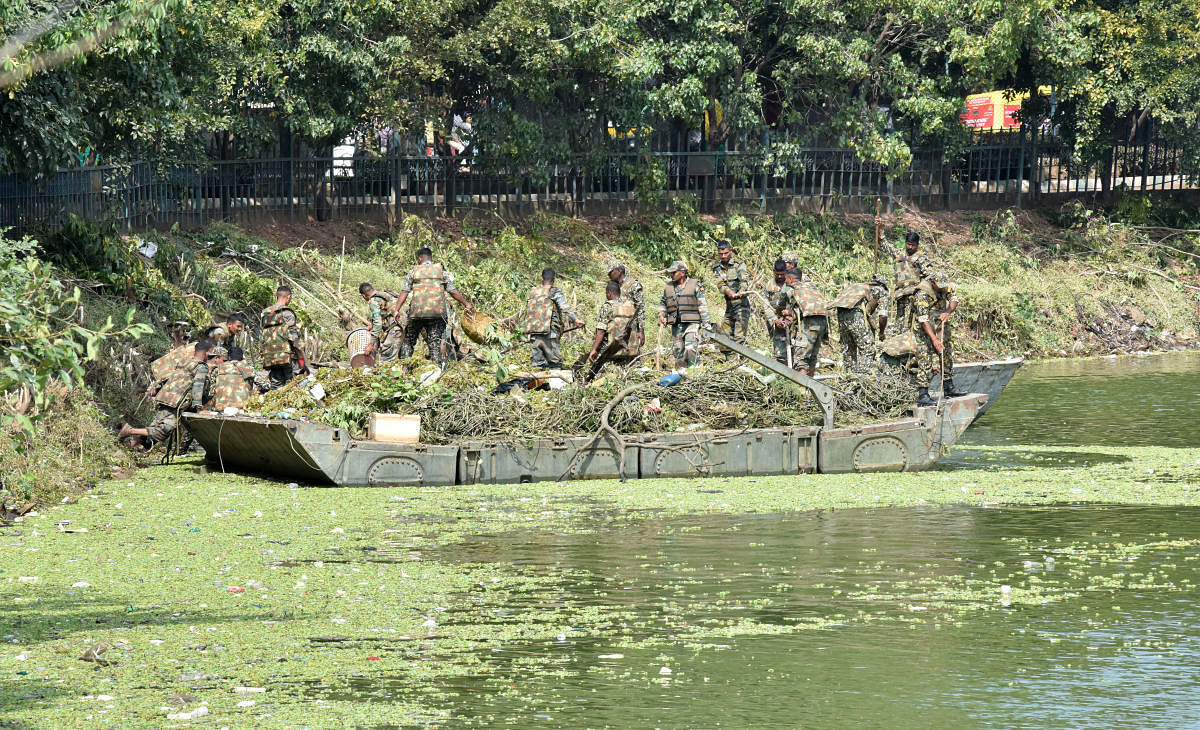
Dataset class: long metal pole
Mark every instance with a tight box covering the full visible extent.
[873,197,882,275]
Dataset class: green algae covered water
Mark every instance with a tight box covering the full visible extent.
[376,353,1200,727]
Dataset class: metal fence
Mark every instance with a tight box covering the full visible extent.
[2,131,1195,234]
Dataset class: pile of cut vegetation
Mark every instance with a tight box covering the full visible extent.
[248,359,914,443]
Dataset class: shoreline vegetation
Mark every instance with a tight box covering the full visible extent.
[2,201,1200,508]
[2,444,1199,726]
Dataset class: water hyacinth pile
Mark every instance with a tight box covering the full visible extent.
[248,358,917,443]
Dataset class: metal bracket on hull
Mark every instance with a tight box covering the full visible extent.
[705,330,836,428]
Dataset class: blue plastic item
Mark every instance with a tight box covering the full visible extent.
[657,373,682,387]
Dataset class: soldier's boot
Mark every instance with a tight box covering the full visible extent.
[916,387,937,407]
[942,379,967,398]
[117,423,135,441]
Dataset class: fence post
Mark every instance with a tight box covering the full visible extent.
[1015,135,1026,209]
[760,130,769,212]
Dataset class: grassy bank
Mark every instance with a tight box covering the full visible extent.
[1,444,1199,726]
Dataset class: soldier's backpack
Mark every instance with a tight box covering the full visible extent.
[608,298,637,354]
[209,361,255,411]
[156,361,200,410]
[408,262,447,319]
[790,282,831,318]
[261,306,295,367]
[150,343,196,385]
[371,291,398,316]
[881,331,918,357]
[893,252,923,297]
[832,282,871,310]
[525,284,557,335]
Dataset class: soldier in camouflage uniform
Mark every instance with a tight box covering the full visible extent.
[524,267,583,369]
[608,262,645,352]
[832,273,889,371]
[201,314,247,360]
[394,247,473,366]
[657,261,712,369]
[586,281,638,371]
[712,240,753,355]
[149,342,198,389]
[205,349,256,413]
[912,271,966,405]
[119,339,219,448]
[892,231,931,336]
[762,259,794,366]
[783,268,830,376]
[358,282,402,362]
[261,286,301,388]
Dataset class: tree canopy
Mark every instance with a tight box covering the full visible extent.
[1,0,1198,174]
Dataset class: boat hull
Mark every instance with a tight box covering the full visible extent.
[185,393,987,486]
[931,358,1022,419]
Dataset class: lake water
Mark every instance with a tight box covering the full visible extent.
[376,353,1200,727]
[962,351,1200,449]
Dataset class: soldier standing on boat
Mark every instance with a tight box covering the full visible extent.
[261,286,302,388]
[585,281,638,375]
[359,282,402,363]
[763,259,794,366]
[658,261,711,370]
[913,271,967,405]
[892,231,930,334]
[608,261,645,352]
[712,240,753,355]
[524,267,583,370]
[832,274,889,371]
[394,247,474,366]
[783,268,830,377]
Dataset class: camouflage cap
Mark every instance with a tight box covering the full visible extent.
[780,251,799,265]
[607,260,626,273]
[208,345,230,359]
[666,260,688,274]
[870,272,889,288]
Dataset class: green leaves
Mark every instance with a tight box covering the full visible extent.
[0,228,151,435]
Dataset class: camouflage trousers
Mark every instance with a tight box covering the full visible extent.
[892,296,912,337]
[529,332,563,369]
[402,317,447,366]
[836,308,876,371]
[146,405,180,444]
[377,325,403,363]
[768,323,791,366]
[916,321,955,389]
[796,315,827,372]
[671,322,702,368]
[719,302,752,354]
